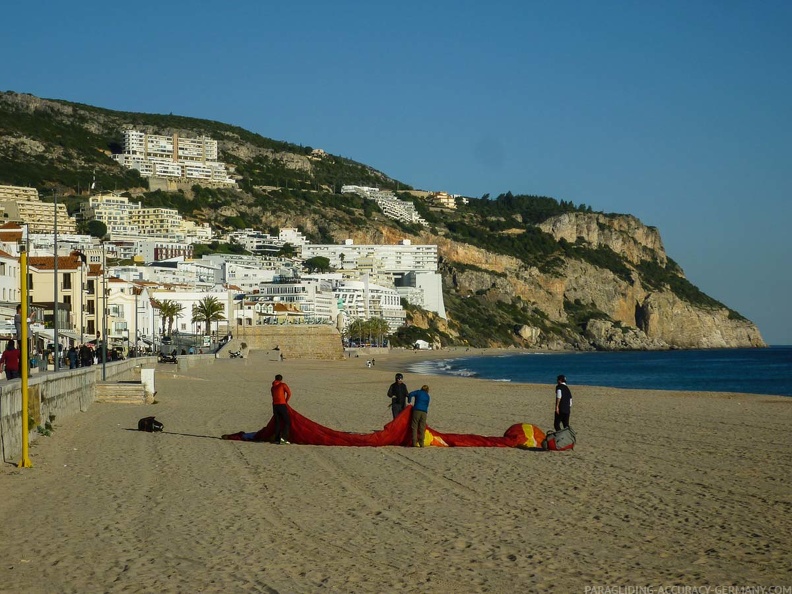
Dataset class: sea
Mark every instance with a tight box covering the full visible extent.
[407,346,792,397]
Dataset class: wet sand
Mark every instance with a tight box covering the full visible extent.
[1,351,790,593]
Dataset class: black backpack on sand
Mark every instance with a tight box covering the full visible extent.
[138,416,164,432]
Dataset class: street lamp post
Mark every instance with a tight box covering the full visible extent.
[134,287,139,358]
[53,190,59,372]
[101,242,107,381]
[80,253,85,346]
[152,304,158,356]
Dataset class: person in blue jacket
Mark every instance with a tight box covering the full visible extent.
[407,385,431,447]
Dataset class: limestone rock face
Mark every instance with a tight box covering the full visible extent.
[514,325,542,345]
[585,319,668,351]
[431,218,765,350]
[636,293,766,348]
[539,212,667,266]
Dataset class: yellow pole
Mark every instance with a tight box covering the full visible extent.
[18,246,32,468]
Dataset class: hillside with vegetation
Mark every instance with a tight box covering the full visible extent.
[0,91,765,350]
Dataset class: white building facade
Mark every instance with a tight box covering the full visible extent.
[112,130,236,185]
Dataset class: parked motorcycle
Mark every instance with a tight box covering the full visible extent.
[229,350,242,359]
[158,353,178,364]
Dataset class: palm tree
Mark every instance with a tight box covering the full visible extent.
[348,318,367,346]
[367,317,390,346]
[192,296,226,336]
[158,300,185,336]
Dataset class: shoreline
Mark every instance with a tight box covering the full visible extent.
[1,352,790,591]
[351,346,792,399]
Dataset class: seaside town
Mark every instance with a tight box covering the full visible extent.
[3,6,791,591]
[0,129,452,369]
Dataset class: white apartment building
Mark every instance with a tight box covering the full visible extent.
[222,227,308,255]
[301,239,437,273]
[244,279,340,326]
[181,219,213,243]
[0,248,21,303]
[0,185,77,233]
[103,238,193,262]
[112,130,236,185]
[109,258,217,290]
[199,254,299,286]
[332,277,406,332]
[128,207,182,237]
[301,239,445,318]
[28,233,97,259]
[395,271,446,318]
[222,262,279,292]
[111,258,215,287]
[78,193,213,246]
[77,193,142,235]
[341,186,427,226]
[0,185,39,202]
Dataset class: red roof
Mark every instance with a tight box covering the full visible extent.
[28,255,83,271]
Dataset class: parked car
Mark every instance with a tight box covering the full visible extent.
[161,336,173,345]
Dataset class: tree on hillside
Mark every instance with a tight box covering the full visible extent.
[303,256,332,273]
[86,220,108,239]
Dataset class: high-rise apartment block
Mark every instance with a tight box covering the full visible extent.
[0,184,77,233]
[112,130,236,185]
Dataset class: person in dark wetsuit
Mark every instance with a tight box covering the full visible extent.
[387,373,409,419]
[554,374,573,430]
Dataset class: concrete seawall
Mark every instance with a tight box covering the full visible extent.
[0,357,157,464]
[2,328,343,463]
[223,325,344,360]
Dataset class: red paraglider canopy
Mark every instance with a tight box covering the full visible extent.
[222,405,546,449]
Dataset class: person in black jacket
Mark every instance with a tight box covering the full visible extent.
[387,373,409,419]
[554,374,573,430]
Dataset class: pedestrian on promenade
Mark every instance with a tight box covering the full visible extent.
[0,339,22,380]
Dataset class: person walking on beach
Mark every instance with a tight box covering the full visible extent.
[554,374,573,430]
[0,339,22,380]
[387,373,409,419]
[271,374,292,445]
[408,385,431,447]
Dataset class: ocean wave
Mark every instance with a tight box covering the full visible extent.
[407,359,478,378]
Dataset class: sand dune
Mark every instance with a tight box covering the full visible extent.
[1,351,790,593]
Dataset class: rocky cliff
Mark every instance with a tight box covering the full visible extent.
[432,214,765,350]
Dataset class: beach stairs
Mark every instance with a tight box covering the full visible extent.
[217,340,249,358]
[95,368,156,405]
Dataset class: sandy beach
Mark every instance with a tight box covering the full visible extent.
[1,350,791,593]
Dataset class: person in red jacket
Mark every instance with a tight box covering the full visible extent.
[0,339,22,380]
[270,374,292,444]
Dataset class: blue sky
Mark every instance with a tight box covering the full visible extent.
[3,1,791,344]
